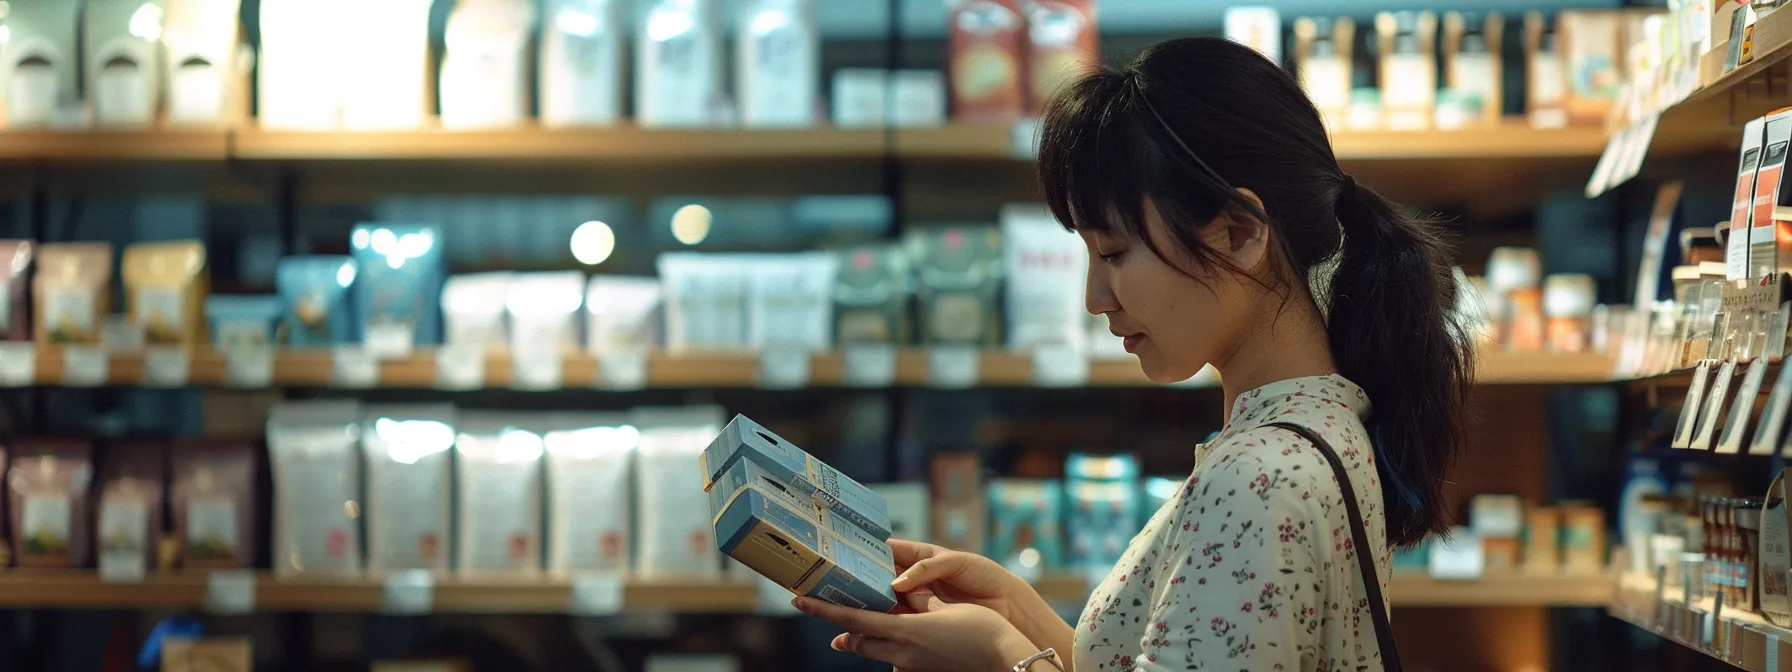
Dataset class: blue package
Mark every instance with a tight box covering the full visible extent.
[1065,454,1142,582]
[700,414,893,540]
[709,453,890,557]
[986,479,1065,577]
[276,256,359,346]
[712,479,899,612]
[204,295,284,348]
[350,223,446,350]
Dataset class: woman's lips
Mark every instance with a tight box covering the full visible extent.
[1122,334,1143,353]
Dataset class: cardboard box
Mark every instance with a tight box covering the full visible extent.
[1444,12,1503,123]
[1295,17,1355,130]
[712,478,898,612]
[1377,11,1437,130]
[1525,12,1568,128]
[947,0,1025,120]
[700,414,892,540]
[1734,117,1769,280]
[931,453,985,552]
[1559,10,1624,125]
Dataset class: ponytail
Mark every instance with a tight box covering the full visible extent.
[1328,177,1473,546]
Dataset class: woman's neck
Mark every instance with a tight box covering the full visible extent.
[1214,303,1339,423]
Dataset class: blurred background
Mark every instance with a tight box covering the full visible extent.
[0,0,1776,670]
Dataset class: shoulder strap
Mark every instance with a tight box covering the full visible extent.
[1266,422,1403,672]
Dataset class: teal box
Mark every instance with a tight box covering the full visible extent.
[987,479,1065,574]
[276,256,359,346]
[205,295,284,348]
[712,480,899,612]
[701,414,893,541]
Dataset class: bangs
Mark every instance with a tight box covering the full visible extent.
[1036,71,1157,244]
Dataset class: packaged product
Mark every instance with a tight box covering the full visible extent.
[1558,10,1623,125]
[634,405,724,575]
[0,241,33,341]
[658,253,749,350]
[701,414,892,540]
[339,0,432,130]
[84,0,164,127]
[171,439,256,569]
[162,0,241,125]
[455,412,544,575]
[205,295,283,349]
[545,413,636,574]
[7,439,93,567]
[636,0,722,127]
[1376,11,1437,130]
[440,0,536,130]
[931,452,985,552]
[1734,117,1768,280]
[256,0,339,129]
[1024,0,1098,112]
[267,400,364,577]
[908,226,1003,346]
[1760,470,1790,625]
[710,456,899,612]
[1755,110,1792,278]
[987,479,1064,577]
[276,256,358,347]
[1443,12,1503,123]
[34,243,112,345]
[1224,7,1281,62]
[1524,13,1567,128]
[737,0,818,127]
[947,0,1025,120]
[96,441,167,576]
[351,223,446,354]
[1295,17,1355,129]
[746,253,838,351]
[833,245,912,344]
[442,273,511,349]
[585,276,662,353]
[1,0,80,127]
[1560,502,1605,575]
[507,271,585,352]
[539,0,625,127]
[1066,453,1140,582]
[362,404,456,572]
[122,240,209,346]
[1469,494,1523,572]
[1002,204,1087,350]
[1543,274,1597,353]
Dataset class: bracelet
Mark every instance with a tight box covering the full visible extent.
[1012,648,1065,672]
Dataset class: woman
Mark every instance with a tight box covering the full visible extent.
[794,36,1470,671]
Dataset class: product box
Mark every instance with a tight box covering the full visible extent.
[711,475,899,612]
[746,253,838,351]
[1524,13,1568,128]
[440,0,535,130]
[267,400,363,577]
[637,0,722,127]
[351,223,445,355]
[833,245,912,344]
[931,452,985,552]
[1758,109,1792,278]
[205,296,282,348]
[1003,204,1086,350]
[256,0,338,130]
[947,0,1025,120]
[339,0,431,130]
[123,241,209,346]
[171,439,257,569]
[738,0,818,127]
[540,0,624,127]
[586,275,662,353]
[162,0,241,126]
[1024,0,1098,112]
[1761,470,1790,625]
[1066,453,1140,581]
[441,273,511,348]
[700,414,893,540]
[362,404,456,572]
[2,0,81,128]
[96,441,165,577]
[455,412,545,575]
[276,256,358,347]
[987,479,1064,577]
[657,253,749,350]
[506,271,585,353]
[0,241,32,341]
[1295,17,1355,130]
[1558,10,1624,125]
[162,637,252,672]
[909,226,1003,346]
[34,243,113,345]
[7,439,93,567]
[1469,494,1524,572]
[546,414,636,574]
[1377,11,1437,131]
[85,0,165,127]
[1444,13,1502,124]
[1523,506,1560,573]
[636,405,725,575]
[1734,117,1769,281]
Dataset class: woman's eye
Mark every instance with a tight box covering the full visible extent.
[1100,250,1127,264]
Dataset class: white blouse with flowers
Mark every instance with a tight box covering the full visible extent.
[1074,375,1390,672]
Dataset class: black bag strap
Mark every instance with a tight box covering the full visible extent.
[1266,422,1403,672]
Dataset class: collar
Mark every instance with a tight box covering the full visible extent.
[1216,374,1371,443]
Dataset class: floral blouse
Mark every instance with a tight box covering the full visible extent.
[1074,375,1390,672]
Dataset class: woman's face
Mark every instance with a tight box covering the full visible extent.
[1079,199,1270,383]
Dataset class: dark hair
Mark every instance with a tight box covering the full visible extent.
[1037,37,1471,547]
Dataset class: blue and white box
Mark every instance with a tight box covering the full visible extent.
[700,414,892,541]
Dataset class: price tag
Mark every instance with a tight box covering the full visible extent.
[758,349,811,390]
[0,342,37,386]
[61,346,108,387]
[926,346,980,389]
[141,347,191,388]
[224,346,274,388]
[434,345,486,390]
[842,343,898,388]
[1586,130,1627,199]
[332,347,379,388]
[365,323,415,360]
[1705,591,1724,650]
[205,570,257,615]
[512,348,564,391]
[1769,633,1780,672]
[1009,117,1042,160]
[99,547,146,583]
[1031,344,1090,388]
[597,350,649,390]
[381,570,435,615]
[569,575,626,616]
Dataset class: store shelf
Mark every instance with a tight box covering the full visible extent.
[1388,572,1613,607]
[1651,6,1792,158]
[231,126,890,162]
[1476,351,1616,385]
[0,130,230,161]
[1610,573,1792,671]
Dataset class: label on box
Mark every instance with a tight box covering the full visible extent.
[926,346,980,389]
[205,570,257,615]
[141,347,191,388]
[0,342,36,386]
[333,347,379,388]
[1031,344,1089,387]
[759,349,810,390]
[569,575,626,616]
[382,569,435,615]
[62,346,108,387]
[512,348,564,391]
[365,323,415,360]
[434,345,486,390]
[598,350,649,390]
[1770,634,1781,671]
[1718,357,1770,454]
[1674,362,1715,448]
[1010,118,1042,160]
[842,343,897,388]
[224,346,274,388]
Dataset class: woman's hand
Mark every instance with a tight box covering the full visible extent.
[889,540,1027,619]
[794,592,1041,672]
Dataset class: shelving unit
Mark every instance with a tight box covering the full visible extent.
[1610,573,1792,671]
[1650,5,1792,158]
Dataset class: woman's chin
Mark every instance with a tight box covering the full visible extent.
[1137,357,1204,384]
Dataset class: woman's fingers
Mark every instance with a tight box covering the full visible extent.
[842,633,910,668]
[793,597,902,638]
[891,554,966,592]
[888,538,938,569]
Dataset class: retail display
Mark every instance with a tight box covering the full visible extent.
[546,414,636,574]
[987,479,1064,578]
[96,441,165,577]
[636,0,723,127]
[34,243,113,345]
[635,405,725,576]
[276,256,358,347]
[455,412,545,575]
[1377,11,1438,131]
[352,223,446,356]
[0,242,32,342]
[84,0,164,128]
[122,241,208,346]
[737,0,818,127]
[171,439,256,569]
[362,404,456,572]
[1024,0,1099,112]
[911,226,1003,346]
[1002,204,1086,351]
[162,0,240,125]
[205,295,282,349]
[1442,13,1502,126]
[540,0,625,127]
[267,400,364,577]
[440,0,536,130]
[2,0,81,128]
[1223,7,1281,62]
[1295,17,1354,130]
[947,0,1025,120]
[442,273,512,349]
[7,439,93,567]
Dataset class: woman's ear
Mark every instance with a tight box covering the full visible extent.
[1201,188,1272,273]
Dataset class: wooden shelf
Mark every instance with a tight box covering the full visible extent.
[0,129,230,161]
[1610,573,1792,671]
[1649,7,1792,159]
[231,126,890,162]
[1476,351,1616,385]
[1388,572,1613,607]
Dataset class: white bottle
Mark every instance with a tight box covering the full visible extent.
[636,0,722,127]
[163,0,240,126]
[737,0,817,127]
[341,0,434,130]
[86,0,165,128]
[441,0,537,130]
[540,0,624,127]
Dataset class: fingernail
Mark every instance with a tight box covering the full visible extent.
[891,572,910,587]
[791,597,809,612]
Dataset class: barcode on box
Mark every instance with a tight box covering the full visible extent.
[818,585,865,610]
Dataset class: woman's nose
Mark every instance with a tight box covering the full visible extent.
[1085,267,1118,316]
